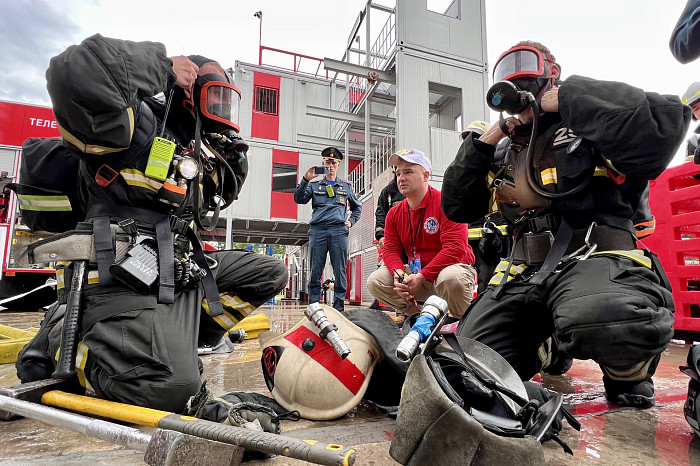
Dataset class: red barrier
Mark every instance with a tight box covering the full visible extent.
[645,162,700,337]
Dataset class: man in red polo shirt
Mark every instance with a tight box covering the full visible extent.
[367,149,476,318]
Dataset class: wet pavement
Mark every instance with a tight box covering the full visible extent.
[0,304,698,465]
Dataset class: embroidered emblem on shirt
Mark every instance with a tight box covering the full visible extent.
[424,217,439,234]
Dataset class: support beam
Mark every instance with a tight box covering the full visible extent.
[306,105,395,127]
[297,134,366,151]
[323,58,395,84]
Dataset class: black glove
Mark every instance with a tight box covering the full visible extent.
[478,221,503,265]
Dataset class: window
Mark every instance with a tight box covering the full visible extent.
[255,86,279,115]
[272,163,297,193]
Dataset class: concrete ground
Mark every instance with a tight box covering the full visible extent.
[0,303,697,465]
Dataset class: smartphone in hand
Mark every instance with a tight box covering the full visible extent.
[314,166,330,175]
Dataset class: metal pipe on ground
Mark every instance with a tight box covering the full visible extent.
[39,390,355,466]
[0,393,245,466]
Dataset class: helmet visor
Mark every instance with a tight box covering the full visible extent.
[493,46,547,82]
[200,81,242,132]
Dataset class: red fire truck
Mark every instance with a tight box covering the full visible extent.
[0,99,62,309]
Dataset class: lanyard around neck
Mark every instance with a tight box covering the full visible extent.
[407,203,424,259]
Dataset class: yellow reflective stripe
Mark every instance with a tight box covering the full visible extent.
[121,168,163,192]
[593,166,608,177]
[486,170,496,186]
[540,168,557,185]
[489,272,517,285]
[590,249,652,268]
[494,260,527,275]
[87,270,100,284]
[468,225,509,239]
[75,342,94,392]
[17,194,72,211]
[221,293,256,315]
[56,269,65,289]
[202,300,244,331]
[57,108,134,155]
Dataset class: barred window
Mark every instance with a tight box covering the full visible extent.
[272,163,297,193]
[254,86,278,115]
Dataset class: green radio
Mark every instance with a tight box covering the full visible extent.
[145,137,176,181]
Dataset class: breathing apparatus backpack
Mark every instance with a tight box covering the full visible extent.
[389,333,580,465]
[6,137,83,233]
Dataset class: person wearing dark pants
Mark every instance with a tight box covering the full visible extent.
[442,40,690,409]
[294,147,362,311]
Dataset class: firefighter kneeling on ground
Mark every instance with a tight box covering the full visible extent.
[442,40,690,408]
[14,35,288,413]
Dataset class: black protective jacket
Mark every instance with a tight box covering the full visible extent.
[374,177,405,241]
[46,34,247,222]
[442,76,690,235]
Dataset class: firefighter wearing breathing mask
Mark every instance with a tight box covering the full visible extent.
[15,35,287,411]
[442,40,690,409]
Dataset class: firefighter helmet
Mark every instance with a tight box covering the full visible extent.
[260,304,382,420]
[682,82,700,120]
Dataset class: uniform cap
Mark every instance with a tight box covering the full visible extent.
[321,147,343,161]
[388,148,432,173]
[461,120,491,140]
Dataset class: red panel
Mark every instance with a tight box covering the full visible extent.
[0,101,60,147]
[271,191,297,219]
[251,72,280,141]
[348,159,361,174]
[270,149,298,220]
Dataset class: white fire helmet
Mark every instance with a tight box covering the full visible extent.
[260,304,381,420]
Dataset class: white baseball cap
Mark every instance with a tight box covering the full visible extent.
[388,148,432,173]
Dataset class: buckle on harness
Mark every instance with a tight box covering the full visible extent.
[561,222,598,263]
[527,214,557,233]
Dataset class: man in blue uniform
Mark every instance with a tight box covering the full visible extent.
[294,147,362,311]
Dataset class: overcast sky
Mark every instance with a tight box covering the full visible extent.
[1,0,697,163]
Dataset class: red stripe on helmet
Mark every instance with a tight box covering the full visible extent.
[284,325,366,395]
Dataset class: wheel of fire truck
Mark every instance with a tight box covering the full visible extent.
[0,273,57,311]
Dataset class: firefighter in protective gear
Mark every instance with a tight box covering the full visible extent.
[294,147,362,312]
[682,82,700,165]
[16,35,288,412]
[442,40,691,409]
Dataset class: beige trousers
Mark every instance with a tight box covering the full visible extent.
[367,263,477,317]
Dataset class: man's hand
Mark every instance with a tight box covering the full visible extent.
[378,237,385,249]
[393,271,425,300]
[302,166,319,182]
[479,117,521,145]
[171,56,199,99]
[540,87,560,113]
[344,220,351,228]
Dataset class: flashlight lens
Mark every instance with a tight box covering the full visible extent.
[178,157,198,179]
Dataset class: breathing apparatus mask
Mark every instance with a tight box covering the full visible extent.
[485,45,590,200]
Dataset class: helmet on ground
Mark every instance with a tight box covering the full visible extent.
[389,335,578,465]
[260,304,381,420]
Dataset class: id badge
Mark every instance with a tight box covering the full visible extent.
[409,256,422,274]
[326,184,336,197]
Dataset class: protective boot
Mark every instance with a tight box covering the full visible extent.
[602,354,660,409]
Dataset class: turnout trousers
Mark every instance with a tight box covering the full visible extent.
[19,250,288,412]
[456,252,675,382]
[308,223,348,311]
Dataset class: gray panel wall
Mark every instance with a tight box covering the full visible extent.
[224,146,272,219]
